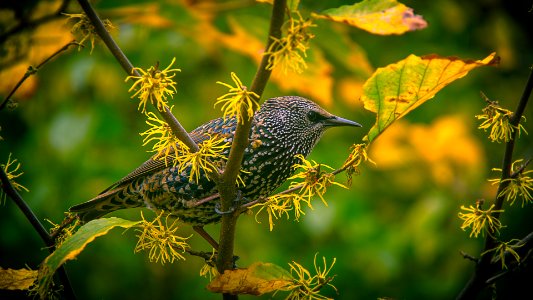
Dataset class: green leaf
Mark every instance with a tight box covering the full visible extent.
[362,53,499,142]
[37,218,140,296]
[314,0,427,35]
[207,262,293,296]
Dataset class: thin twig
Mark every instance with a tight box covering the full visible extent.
[0,41,80,111]
[0,0,71,45]
[457,67,533,300]
[76,0,199,153]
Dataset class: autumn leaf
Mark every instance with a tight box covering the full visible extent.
[36,218,140,297]
[362,52,499,142]
[207,262,293,296]
[0,267,38,290]
[314,0,427,35]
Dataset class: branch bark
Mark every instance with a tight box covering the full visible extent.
[457,66,533,300]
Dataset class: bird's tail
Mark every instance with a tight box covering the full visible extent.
[69,185,143,223]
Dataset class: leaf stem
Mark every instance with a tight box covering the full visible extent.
[457,66,532,300]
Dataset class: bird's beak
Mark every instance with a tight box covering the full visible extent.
[324,116,362,128]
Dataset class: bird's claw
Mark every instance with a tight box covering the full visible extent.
[214,190,247,215]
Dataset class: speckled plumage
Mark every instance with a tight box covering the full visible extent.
[70,96,361,225]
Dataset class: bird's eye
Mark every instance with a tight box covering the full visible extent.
[307,111,321,122]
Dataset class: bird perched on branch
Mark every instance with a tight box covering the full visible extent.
[70,96,361,226]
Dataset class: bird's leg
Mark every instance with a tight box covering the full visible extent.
[193,226,219,249]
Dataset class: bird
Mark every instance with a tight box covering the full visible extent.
[69,96,361,227]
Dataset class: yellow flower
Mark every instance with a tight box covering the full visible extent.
[215,72,260,124]
[140,110,189,164]
[46,215,80,247]
[289,154,347,206]
[489,159,533,207]
[199,248,219,280]
[285,254,337,300]
[481,239,523,269]
[64,13,115,54]
[177,135,230,183]
[126,58,181,114]
[475,94,527,143]
[342,143,375,186]
[134,211,190,265]
[1,153,29,204]
[251,194,293,231]
[264,12,316,74]
[458,200,504,238]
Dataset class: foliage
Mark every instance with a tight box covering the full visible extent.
[0,0,532,299]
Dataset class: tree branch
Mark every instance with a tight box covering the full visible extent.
[76,0,199,153]
[0,41,80,111]
[215,0,287,282]
[457,66,532,300]
[0,168,76,299]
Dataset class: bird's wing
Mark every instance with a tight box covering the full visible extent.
[99,117,234,194]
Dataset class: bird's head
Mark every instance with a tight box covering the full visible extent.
[255,96,361,155]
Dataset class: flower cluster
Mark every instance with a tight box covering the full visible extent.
[342,143,374,186]
[252,155,346,231]
[126,58,181,114]
[134,211,190,265]
[215,72,260,124]
[489,159,532,207]
[475,95,527,143]
[482,239,523,269]
[458,200,504,238]
[64,13,115,53]
[285,254,337,300]
[251,194,294,231]
[140,110,188,163]
[199,249,219,280]
[46,215,80,247]
[288,154,347,205]
[1,153,29,204]
[265,13,316,74]
[176,135,230,183]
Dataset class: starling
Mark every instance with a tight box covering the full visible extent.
[70,96,361,226]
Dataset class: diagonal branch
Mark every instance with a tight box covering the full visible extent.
[0,167,76,299]
[76,0,199,152]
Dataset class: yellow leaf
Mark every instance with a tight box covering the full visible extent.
[0,267,38,290]
[362,52,499,142]
[104,4,174,28]
[315,0,427,35]
[207,262,293,296]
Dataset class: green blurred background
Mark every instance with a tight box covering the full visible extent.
[1,0,532,299]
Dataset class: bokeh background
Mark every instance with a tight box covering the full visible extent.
[1,0,532,299]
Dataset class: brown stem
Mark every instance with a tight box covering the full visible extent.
[215,1,287,299]
[457,66,532,300]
